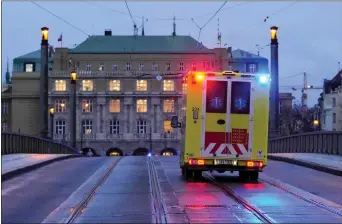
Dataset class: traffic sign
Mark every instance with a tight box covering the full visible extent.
[171,116,178,128]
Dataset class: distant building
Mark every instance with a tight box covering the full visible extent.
[321,69,342,131]
[1,31,230,155]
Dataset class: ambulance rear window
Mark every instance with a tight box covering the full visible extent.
[231,81,251,114]
[206,80,227,113]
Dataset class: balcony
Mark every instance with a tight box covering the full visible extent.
[49,71,185,78]
[134,133,149,139]
[161,133,177,139]
[107,134,123,140]
[79,133,96,140]
[54,133,70,140]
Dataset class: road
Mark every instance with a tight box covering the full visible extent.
[2,156,342,223]
[2,157,107,223]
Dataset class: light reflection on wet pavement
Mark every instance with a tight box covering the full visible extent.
[156,156,342,223]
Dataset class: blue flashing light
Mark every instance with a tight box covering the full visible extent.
[257,74,271,84]
[148,153,152,157]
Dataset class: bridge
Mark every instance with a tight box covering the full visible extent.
[2,131,342,223]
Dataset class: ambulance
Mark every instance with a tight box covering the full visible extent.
[179,71,270,181]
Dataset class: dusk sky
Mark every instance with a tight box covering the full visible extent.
[2,1,342,106]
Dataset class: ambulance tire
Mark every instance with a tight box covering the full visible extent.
[181,168,185,175]
[239,171,248,181]
[184,168,193,180]
[248,171,259,182]
[193,171,202,180]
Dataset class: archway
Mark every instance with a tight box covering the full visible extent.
[106,148,123,156]
[133,148,149,156]
[81,147,97,156]
[160,148,177,156]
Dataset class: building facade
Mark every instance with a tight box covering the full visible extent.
[4,31,230,155]
[321,70,342,131]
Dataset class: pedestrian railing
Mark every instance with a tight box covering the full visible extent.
[268,131,342,155]
[1,132,81,155]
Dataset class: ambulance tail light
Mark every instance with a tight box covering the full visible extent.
[188,158,204,165]
[247,161,264,168]
[192,72,205,84]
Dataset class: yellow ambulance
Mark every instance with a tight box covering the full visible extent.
[179,71,270,181]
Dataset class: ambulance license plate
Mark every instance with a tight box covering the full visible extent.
[215,160,233,165]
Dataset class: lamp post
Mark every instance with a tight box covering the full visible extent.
[269,26,280,137]
[70,71,77,148]
[49,106,54,153]
[40,27,49,138]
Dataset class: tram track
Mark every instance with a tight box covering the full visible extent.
[203,172,275,224]
[148,157,168,224]
[64,157,123,223]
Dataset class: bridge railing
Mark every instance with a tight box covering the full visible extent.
[1,132,81,155]
[268,131,342,155]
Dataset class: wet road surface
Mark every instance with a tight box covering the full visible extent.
[264,160,342,205]
[2,157,107,223]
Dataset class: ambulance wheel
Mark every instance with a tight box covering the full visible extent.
[239,171,248,181]
[184,168,193,180]
[193,171,202,179]
[181,168,185,175]
[248,171,259,182]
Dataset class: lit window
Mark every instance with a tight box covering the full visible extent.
[109,99,120,113]
[139,63,144,71]
[82,99,93,112]
[85,63,92,71]
[192,62,196,71]
[182,83,187,94]
[163,80,174,91]
[137,99,147,113]
[166,63,171,71]
[109,80,120,91]
[136,80,147,91]
[152,62,158,71]
[164,120,173,133]
[25,63,34,72]
[110,120,120,134]
[179,62,184,71]
[126,63,131,71]
[55,99,67,113]
[2,121,8,132]
[99,63,104,71]
[137,120,147,134]
[247,63,257,73]
[112,64,118,71]
[55,80,66,91]
[163,99,175,112]
[55,120,66,134]
[82,80,94,91]
[1,102,8,115]
[82,120,92,134]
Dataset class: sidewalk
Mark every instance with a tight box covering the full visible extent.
[268,153,342,176]
[2,153,80,181]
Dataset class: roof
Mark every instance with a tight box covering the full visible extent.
[69,35,212,54]
[232,49,267,60]
[14,49,54,61]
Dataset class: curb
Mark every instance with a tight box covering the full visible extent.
[2,155,82,182]
[268,155,342,177]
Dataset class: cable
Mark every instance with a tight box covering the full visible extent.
[264,1,298,22]
[31,1,91,37]
[125,1,136,25]
[192,1,251,19]
[281,72,304,80]
[83,1,138,18]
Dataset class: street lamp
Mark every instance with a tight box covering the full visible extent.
[270,26,278,42]
[69,71,77,148]
[40,27,49,138]
[49,107,54,140]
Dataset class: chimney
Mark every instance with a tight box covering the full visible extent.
[104,29,112,36]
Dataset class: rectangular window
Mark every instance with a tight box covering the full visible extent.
[112,64,118,71]
[136,80,147,91]
[109,80,120,91]
[110,120,120,134]
[25,63,34,72]
[333,113,336,123]
[231,81,251,114]
[152,62,158,71]
[179,62,184,71]
[164,120,173,133]
[126,63,131,71]
[55,99,67,113]
[332,98,336,107]
[86,63,92,71]
[137,120,147,134]
[206,80,227,113]
[2,121,8,132]
[163,99,175,112]
[82,99,93,112]
[82,80,94,91]
[166,63,171,71]
[163,80,175,91]
[82,120,93,134]
[55,120,66,134]
[2,102,8,115]
[182,83,187,94]
[137,99,147,113]
[99,63,104,71]
[192,62,197,71]
[55,80,67,91]
[139,63,144,71]
[109,99,120,113]
[247,63,257,73]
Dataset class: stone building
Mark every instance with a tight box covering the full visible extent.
[3,30,230,156]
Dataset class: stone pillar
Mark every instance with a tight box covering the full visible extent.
[130,104,135,133]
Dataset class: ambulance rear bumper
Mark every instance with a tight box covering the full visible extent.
[183,164,264,172]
